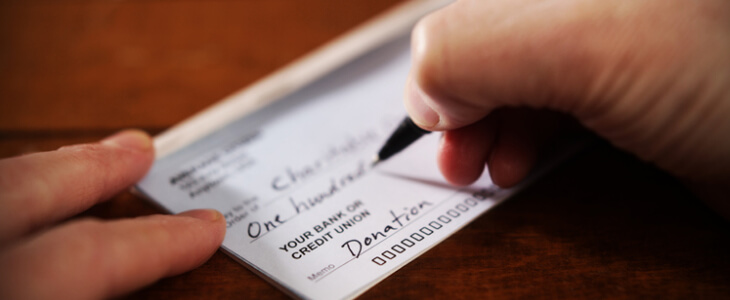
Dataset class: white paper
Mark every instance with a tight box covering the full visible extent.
[137,35,560,299]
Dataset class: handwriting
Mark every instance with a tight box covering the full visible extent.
[289,162,366,214]
[341,201,432,258]
[247,214,289,238]
[270,131,377,192]
[247,162,369,240]
[271,162,323,191]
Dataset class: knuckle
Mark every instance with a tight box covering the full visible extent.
[59,143,117,195]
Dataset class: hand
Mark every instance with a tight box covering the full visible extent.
[406,0,730,212]
[0,130,226,299]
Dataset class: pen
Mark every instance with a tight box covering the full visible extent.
[372,117,431,166]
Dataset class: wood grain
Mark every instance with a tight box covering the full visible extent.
[1,1,729,299]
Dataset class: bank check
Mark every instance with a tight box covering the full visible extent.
[136,1,579,298]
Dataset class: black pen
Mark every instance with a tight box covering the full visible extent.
[372,117,431,166]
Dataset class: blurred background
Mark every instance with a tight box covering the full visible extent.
[0,0,400,156]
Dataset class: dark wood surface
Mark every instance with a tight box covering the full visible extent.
[2,1,729,299]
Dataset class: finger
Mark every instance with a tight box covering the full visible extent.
[437,108,576,187]
[487,109,580,187]
[0,209,226,300]
[0,130,154,243]
[437,116,497,186]
[487,110,539,188]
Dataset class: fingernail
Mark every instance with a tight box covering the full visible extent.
[101,130,153,151]
[405,79,440,128]
[179,209,222,222]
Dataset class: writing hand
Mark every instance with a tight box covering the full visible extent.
[0,130,226,299]
[405,0,730,214]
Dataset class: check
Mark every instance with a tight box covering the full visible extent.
[136,3,575,298]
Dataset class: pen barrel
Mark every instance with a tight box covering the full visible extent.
[377,118,431,161]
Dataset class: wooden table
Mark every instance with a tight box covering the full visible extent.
[2,1,729,298]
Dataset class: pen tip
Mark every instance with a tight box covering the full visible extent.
[371,155,381,167]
